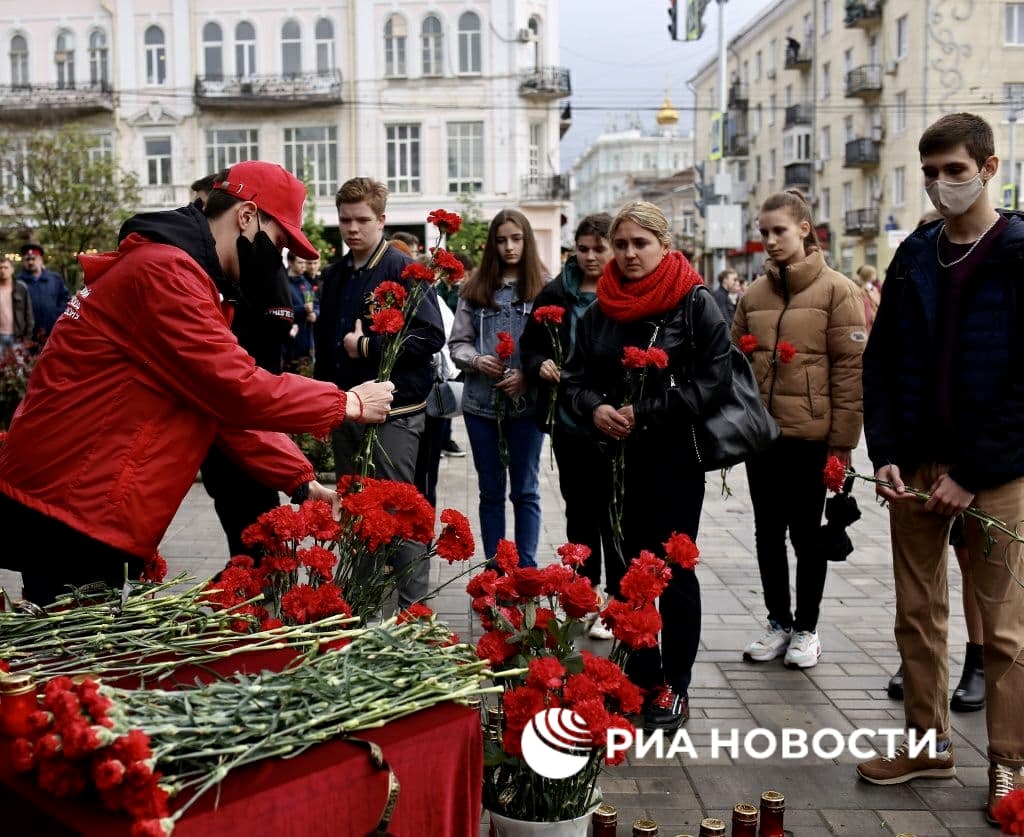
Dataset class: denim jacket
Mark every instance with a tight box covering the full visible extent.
[449,283,536,419]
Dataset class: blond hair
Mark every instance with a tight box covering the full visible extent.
[610,201,672,248]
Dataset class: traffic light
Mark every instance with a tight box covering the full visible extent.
[668,0,679,41]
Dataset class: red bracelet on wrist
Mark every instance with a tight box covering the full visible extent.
[351,391,364,421]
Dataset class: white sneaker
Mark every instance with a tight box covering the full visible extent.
[743,621,792,662]
[784,630,822,669]
[588,617,614,640]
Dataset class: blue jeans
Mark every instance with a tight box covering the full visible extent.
[464,412,543,568]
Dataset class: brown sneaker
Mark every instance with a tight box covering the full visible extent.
[856,740,956,785]
[986,762,1024,825]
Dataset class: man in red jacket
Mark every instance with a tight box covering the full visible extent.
[0,161,394,604]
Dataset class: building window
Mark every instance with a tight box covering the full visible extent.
[386,124,420,193]
[144,25,166,86]
[1008,4,1024,44]
[529,122,544,179]
[755,50,762,80]
[842,181,853,213]
[422,15,443,76]
[282,20,301,77]
[89,30,108,88]
[820,125,831,159]
[284,127,338,197]
[145,137,172,185]
[784,83,793,107]
[753,103,762,133]
[843,48,853,77]
[235,21,256,78]
[755,154,762,182]
[315,19,335,74]
[446,122,484,193]
[768,94,776,126]
[88,133,113,164]
[768,38,777,73]
[384,14,407,77]
[769,148,776,179]
[821,62,830,99]
[1005,82,1024,119]
[820,187,830,220]
[894,92,907,133]
[10,34,28,87]
[893,165,906,207]
[458,12,481,74]
[202,22,223,81]
[822,0,832,34]
[895,15,909,59]
[742,60,749,85]
[55,30,75,89]
[206,128,259,173]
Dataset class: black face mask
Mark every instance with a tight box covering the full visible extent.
[236,230,289,310]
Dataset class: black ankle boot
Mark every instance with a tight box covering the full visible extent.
[887,665,904,700]
[951,642,985,712]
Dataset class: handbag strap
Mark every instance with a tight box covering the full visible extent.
[682,284,711,380]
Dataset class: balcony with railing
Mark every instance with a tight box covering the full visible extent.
[784,163,813,190]
[520,174,570,202]
[724,132,750,158]
[845,65,882,98]
[139,184,193,210]
[844,206,880,236]
[784,43,813,71]
[194,71,343,109]
[845,0,883,28]
[728,81,749,109]
[784,103,813,129]
[518,67,571,100]
[844,137,881,167]
[0,81,114,121]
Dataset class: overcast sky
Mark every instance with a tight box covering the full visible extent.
[558,0,778,170]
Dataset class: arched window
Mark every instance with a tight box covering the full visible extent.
[10,34,28,87]
[281,20,301,77]
[384,14,407,77]
[527,15,542,69]
[89,30,109,88]
[457,12,481,75]
[144,25,166,85]
[315,18,335,74]
[55,30,75,89]
[421,15,443,77]
[202,22,223,81]
[235,21,256,78]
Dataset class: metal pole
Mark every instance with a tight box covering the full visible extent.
[713,0,728,278]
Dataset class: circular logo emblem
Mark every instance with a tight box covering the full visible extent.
[520,708,594,779]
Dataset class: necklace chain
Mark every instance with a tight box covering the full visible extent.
[936,215,1000,269]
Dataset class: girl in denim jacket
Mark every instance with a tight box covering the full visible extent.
[449,209,547,568]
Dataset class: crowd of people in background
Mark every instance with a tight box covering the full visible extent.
[2,111,1023,822]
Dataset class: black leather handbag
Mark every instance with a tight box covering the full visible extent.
[684,287,780,471]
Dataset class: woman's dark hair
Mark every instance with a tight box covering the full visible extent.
[574,212,613,242]
[760,189,818,255]
[460,209,546,308]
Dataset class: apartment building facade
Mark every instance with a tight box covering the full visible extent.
[0,0,572,271]
[690,0,1024,276]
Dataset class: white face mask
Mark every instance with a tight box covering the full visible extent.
[925,173,986,218]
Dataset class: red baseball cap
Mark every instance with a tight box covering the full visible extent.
[213,161,319,260]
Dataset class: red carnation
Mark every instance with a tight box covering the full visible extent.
[466,569,499,599]
[557,542,591,568]
[512,567,546,598]
[372,281,407,309]
[525,657,566,692]
[141,551,167,583]
[533,305,566,325]
[371,307,405,335]
[11,738,35,773]
[823,455,847,494]
[558,575,600,619]
[397,602,435,624]
[432,248,465,283]
[495,331,515,362]
[618,551,672,606]
[602,600,662,648]
[302,499,342,541]
[400,262,436,283]
[738,334,758,354]
[776,340,797,363]
[622,346,649,369]
[93,758,127,790]
[663,531,700,570]
[475,629,519,666]
[428,208,463,235]
[994,787,1024,834]
[502,685,548,733]
[281,584,318,624]
[494,539,520,574]
[646,347,669,369]
[436,508,475,562]
[298,545,336,580]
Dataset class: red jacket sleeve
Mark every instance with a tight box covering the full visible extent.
[215,428,315,495]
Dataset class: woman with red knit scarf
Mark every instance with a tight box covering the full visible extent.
[563,201,732,732]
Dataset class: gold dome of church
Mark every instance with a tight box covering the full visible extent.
[656,93,679,126]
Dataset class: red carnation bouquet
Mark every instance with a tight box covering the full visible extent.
[493,330,517,468]
[472,532,700,823]
[356,209,464,476]
[532,305,567,444]
[609,346,670,556]
[205,489,475,626]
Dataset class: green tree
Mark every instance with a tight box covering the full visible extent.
[445,193,489,262]
[0,127,140,291]
[301,180,334,262]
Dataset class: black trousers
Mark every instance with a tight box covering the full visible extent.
[551,426,616,592]
[0,493,143,605]
[414,416,449,509]
[608,437,705,697]
[200,444,283,560]
[745,436,829,633]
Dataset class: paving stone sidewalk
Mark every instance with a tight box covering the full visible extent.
[1,424,993,835]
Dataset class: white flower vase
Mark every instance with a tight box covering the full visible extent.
[488,806,597,837]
